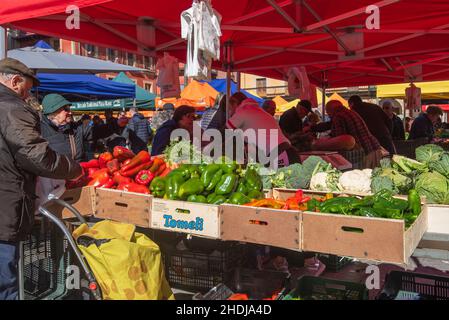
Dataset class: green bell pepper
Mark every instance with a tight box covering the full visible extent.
[407,189,422,216]
[207,193,217,204]
[247,190,264,200]
[228,192,251,205]
[215,173,238,195]
[210,195,227,205]
[187,194,207,203]
[198,164,208,175]
[245,168,263,192]
[178,178,205,200]
[150,177,166,198]
[165,174,185,200]
[200,164,221,188]
[236,180,248,194]
[206,169,223,191]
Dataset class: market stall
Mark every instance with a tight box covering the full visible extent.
[3,0,449,301]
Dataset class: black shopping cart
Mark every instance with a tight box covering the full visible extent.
[18,198,102,300]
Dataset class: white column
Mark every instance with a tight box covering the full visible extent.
[0,27,7,59]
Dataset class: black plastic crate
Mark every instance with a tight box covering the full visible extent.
[161,239,246,293]
[283,276,368,300]
[20,219,73,300]
[338,149,365,170]
[377,271,449,300]
[193,268,290,300]
[394,138,428,159]
[318,254,353,272]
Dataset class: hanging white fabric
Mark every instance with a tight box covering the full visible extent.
[287,67,312,101]
[181,0,221,80]
[156,52,181,98]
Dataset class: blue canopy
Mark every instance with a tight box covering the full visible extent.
[205,79,264,105]
[35,73,136,101]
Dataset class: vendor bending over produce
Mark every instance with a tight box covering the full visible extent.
[312,100,383,169]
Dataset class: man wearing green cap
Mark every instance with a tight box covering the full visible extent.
[0,58,82,300]
[40,93,88,162]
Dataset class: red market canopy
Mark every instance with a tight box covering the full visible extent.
[4,0,449,88]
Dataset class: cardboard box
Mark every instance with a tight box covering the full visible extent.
[220,204,301,250]
[151,198,221,239]
[46,186,95,219]
[94,188,152,228]
[273,188,429,264]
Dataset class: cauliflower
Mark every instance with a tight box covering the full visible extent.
[310,171,342,192]
[339,170,372,194]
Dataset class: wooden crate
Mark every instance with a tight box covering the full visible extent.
[220,204,301,250]
[151,198,221,239]
[302,207,428,265]
[46,186,95,219]
[273,188,429,265]
[94,188,152,228]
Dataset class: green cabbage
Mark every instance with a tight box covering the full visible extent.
[415,172,449,204]
[416,144,444,164]
[428,152,449,178]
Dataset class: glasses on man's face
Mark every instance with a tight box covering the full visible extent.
[186,113,197,120]
[62,106,71,112]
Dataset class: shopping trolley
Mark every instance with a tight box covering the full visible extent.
[18,198,102,300]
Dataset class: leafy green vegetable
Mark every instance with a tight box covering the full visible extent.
[428,152,449,178]
[163,140,212,166]
[416,144,444,164]
[370,168,411,194]
[415,171,449,204]
[371,175,397,194]
[392,155,427,174]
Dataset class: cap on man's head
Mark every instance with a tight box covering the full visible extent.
[163,103,175,111]
[42,94,71,115]
[0,58,40,86]
[297,100,312,113]
[262,100,276,110]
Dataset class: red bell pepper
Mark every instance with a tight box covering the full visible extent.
[116,182,150,194]
[120,151,152,173]
[87,171,110,187]
[106,159,120,174]
[120,161,152,177]
[149,157,165,173]
[135,170,155,186]
[154,163,167,177]
[87,167,100,178]
[113,146,135,162]
[80,159,99,170]
[158,167,171,178]
[113,171,133,185]
[101,178,115,189]
[65,175,90,189]
[121,159,132,168]
[98,152,113,168]
[90,168,109,179]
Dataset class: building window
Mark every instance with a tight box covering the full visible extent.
[127,53,136,66]
[107,48,118,62]
[83,43,96,57]
[256,78,267,97]
[143,56,155,70]
[51,39,60,51]
[144,83,152,92]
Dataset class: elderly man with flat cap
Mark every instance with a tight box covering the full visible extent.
[0,58,82,300]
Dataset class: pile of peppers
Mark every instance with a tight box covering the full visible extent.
[70,147,171,194]
[309,189,422,228]
[150,162,265,205]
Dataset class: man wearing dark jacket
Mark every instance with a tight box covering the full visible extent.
[40,94,87,162]
[348,95,396,154]
[409,106,443,142]
[151,106,196,156]
[382,100,405,140]
[0,58,82,300]
[123,107,153,154]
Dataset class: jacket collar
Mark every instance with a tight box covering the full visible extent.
[0,82,22,99]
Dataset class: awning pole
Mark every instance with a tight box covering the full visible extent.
[224,41,233,121]
[237,72,241,92]
[0,27,7,60]
[321,71,327,119]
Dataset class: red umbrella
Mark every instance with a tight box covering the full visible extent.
[3,0,449,87]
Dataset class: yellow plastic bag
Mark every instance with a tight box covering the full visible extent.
[72,220,174,300]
